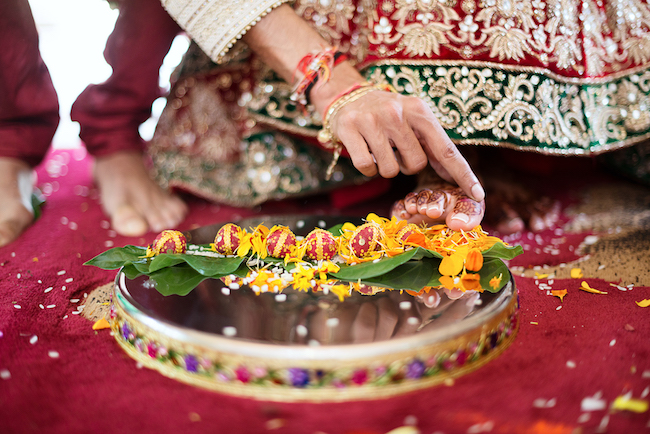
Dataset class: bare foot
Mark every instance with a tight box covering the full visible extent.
[483,177,560,234]
[391,180,485,231]
[0,158,35,247]
[94,151,188,236]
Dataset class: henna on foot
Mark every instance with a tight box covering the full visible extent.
[391,181,485,231]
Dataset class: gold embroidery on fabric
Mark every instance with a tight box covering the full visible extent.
[367,63,650,154]
[366,0,650,75]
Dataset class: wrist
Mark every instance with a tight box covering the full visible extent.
[308,62,366,117]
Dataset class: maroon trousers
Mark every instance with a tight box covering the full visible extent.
[0,0,59,167]
[0,0,181,167]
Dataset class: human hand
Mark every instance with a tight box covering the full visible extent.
[328,89,485,203]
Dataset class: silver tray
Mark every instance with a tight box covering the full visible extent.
[110,216,519,402]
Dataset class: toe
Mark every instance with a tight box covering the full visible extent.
[446,196,485,231]
[390,199,412,221]
[111,205,149,237]
[403,192,419,215]
[490,203,525,234]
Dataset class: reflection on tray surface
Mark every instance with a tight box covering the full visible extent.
[122,273,499,346]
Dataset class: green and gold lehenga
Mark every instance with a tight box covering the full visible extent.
[152,0,650,205]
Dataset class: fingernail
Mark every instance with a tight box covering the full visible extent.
[427,203,440,213]
[451,213,470,223]
[471,184,485,202]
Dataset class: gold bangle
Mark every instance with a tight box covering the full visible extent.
[317,83,396,180]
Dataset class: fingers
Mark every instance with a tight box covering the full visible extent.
[404,98,485,202]
[332,93,429,179]
[331,91,484,207]
[351,302,378,343]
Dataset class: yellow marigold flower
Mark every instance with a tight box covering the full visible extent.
[236,224,269,258]
[328,283,351,301]
[439,252,465,276]
[315,261,340,282]
[489,273,503,290]
[291,264,316,292]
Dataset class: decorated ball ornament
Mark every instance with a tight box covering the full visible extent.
[266,226,297,258]
[146,230,187,257]
[349,222,383,258]
[304,228,338,261]
[213,223,242,255]
[395,223,420,244]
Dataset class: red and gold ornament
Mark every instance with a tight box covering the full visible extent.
[395,223,420,244]
[304,228,338,261]
[348,223,383,258]
[266,226,296,258]
[146,230,187,256]
[213,223,242,255]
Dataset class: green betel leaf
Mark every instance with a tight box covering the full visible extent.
[479,257,512,293]
[148,254,188,272]
[130,259,151,274]
[358,260,436,291]
[84,245,147,270]
[481,242,524,260]
[183,255,246,276]
[414,247,443,260]
[121,264,144,280]
[149,265,209,296]
[333,248,421,280]
[327,223,345,236]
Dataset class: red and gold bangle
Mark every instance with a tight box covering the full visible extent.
[317,82,397,180]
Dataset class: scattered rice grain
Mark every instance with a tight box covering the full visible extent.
[29,335,38,345]
[48,351,59,358]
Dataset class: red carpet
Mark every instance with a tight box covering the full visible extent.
[0,149,648,434]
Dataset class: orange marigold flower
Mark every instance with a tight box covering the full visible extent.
[465,248,484,272]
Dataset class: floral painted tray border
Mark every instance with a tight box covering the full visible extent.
[108,277,519,402]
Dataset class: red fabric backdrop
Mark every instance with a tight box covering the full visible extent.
[0,149,648,434]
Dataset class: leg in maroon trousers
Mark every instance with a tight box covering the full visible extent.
[0,0,59,167]
[0,0,59,246]
[71,0,181,157]
[72,0,188,237]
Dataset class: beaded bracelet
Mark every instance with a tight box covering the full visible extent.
[317,82,397,180]
[290,47,346,106]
